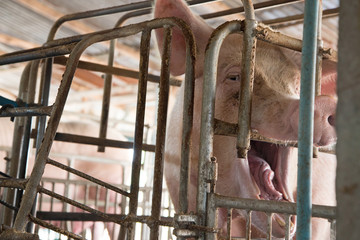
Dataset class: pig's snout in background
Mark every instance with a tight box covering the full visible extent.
[290,95,337,147]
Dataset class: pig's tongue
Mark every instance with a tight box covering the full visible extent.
[248,150,283,201]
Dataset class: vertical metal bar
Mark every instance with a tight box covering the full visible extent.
[330,219,336,240]
[267,213,273,240]
[128,30,151,240]
[178,17,196,215]
[149,26,171,240]
[199,21,242,238]
[206,193,217,240]
[284,214,291,240]
[245,210,252,240]
[237,0,257,159]
[296,0,320,239]
[313,0,323,159]
[226,209,232,240]
[98,39,115,152]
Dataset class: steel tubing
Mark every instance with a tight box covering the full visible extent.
[296,0,320,239]
[150,26,172,240]
[211,193,336,220]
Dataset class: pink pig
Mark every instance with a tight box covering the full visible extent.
[155,0,337,239]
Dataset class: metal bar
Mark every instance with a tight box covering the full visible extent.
[46,158,130,197]
[285,214,291,240]
[212,194,336,220]
[246,210,252,240]
[178,9,197,214]
[296,0,320,239]
[265,8,339,28]
[226,209,232,240]
[128,29,151,240]
[237,2,257,158]
[267,213,273,240]
[214,118,335,154]
[0,106,52,118]
[54,56,182,86]
[42,131,156,152]
[28,215,84,240]
[199,20,243,234]
[150,26,171,240]
[206,193,217,240]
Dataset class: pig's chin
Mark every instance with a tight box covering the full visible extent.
[246,140,297,238]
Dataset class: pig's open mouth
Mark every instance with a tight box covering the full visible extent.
[248,140,288,201]
[247,140,297,236]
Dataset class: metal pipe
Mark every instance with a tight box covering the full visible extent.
[296,0,320,239]
[128,29,151,240]
[199,20,243,234]
[212,194,336,220]
[237,0,257,158]
[246,210,252,240]
[150,26,172,240]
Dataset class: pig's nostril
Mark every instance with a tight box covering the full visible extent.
[328,115,336,126]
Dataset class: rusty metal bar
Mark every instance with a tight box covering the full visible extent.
[28,215,83,240]
[128,29,151,240]
[150,26,172,240]
[0,106,52,118]
[41,131,156,152]
[285,214,291,240]
[46,158,130,197]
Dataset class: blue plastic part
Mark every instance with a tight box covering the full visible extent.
[0,95,18,107]
[296,1,320,239]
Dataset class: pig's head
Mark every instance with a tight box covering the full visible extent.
[155,0,337,238]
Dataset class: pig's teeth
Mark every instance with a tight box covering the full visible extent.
[274,215,286,227]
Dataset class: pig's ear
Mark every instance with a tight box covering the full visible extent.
[321,59,337,96]
[154,0,213,76]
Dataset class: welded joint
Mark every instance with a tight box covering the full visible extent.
[206,157,218,193]
[173,214,199,238]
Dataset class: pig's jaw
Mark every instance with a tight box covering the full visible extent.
[246,140,297,237]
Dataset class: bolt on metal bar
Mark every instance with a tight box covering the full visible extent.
[296,0,320,239]
[150,26,172,240]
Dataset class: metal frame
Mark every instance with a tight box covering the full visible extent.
[0,0,341,239]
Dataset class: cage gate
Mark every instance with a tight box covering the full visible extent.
[0,0,339,240]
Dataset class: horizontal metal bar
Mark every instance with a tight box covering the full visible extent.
[0,106,52,118]
[46,158,130,197]
[214,118,335,154]
[30,131,156,152]
[212,193,336,220]
[263,7,339,26]
[28,215,83,240]
[36,212,173,223]
[54,56,182,86]
[0,178,27,189]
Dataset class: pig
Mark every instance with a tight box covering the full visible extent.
[154,0,337,239]
[0,117,132,239]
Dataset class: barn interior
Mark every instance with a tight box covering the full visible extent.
[0,0,358,239]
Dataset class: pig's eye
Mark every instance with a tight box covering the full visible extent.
[227,74,240,82]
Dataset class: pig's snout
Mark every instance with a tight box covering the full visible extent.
[313,95,337,146]
[290,95,337,147]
